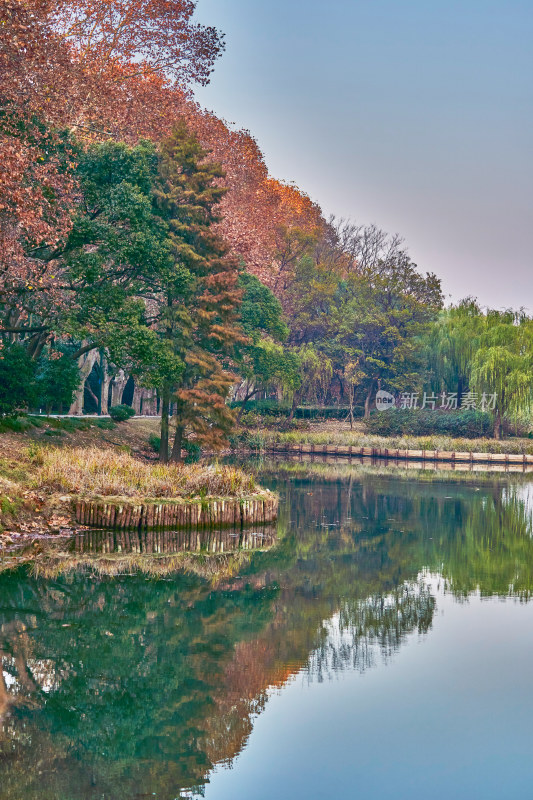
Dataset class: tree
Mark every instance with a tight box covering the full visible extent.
[7,137,174,368]
[1,0,324,352]
[151,122,245,462]
[470,310,533,439]
[331,257,442,416]
[285,239,442,414]
[0,122,77,341]
[288,343,333,419]
[426,303,533,439]
[52,0,224,87]
[0,343,37,415]
[424,298,484,403]
[233,272,293,417]
[35,349,80,414]
[0,0,225,337]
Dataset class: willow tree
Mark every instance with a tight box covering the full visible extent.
[287,343,333,419]
[470,310,533,438]
[425,298,484,402]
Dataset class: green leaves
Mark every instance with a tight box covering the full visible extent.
[0,343,38,415]
[286,246,442,410]
[238,272,288,343]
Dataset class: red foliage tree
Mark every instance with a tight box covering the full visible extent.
[1,0,324,336]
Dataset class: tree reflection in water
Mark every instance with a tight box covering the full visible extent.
[1,461,533,799]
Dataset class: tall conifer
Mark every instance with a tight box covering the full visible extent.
[153,122,244,462]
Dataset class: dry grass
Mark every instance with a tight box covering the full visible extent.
[34,446,256,498]
[29,550,253,581]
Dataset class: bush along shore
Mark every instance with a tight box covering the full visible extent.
[0,446,277,541]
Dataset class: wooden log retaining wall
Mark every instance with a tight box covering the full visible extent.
[71,525,278,555]
[73,492,278,531]
[266,442,533,468]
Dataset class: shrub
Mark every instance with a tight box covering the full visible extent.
[0,344,38,416]
[363,409,493,438]
[231,399,362,421]
[148,433,161,453]
[94,418,116,430]
[109,404,136,422]
[47,416,91,431]
[183,440,202,464]
[0,415,35,433]
[36,354,80,413]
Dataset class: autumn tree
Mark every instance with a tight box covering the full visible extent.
[4,138,170,361]
[151,123,244,462]
[0,0,225,334]
[1,0,323,345]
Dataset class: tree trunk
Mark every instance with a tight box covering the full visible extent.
[132,384,144,415]
[349,385,355,430]
[493,410,502,439]
[364,381,375,419]
[170,423,185,463]
[457,375,464,409]
[86,383,99,408]
[0,654,10,721]
[100,354,112,415]
[160,388,170,463]
[68,349,98,415]
[110,369,128,407]
[288,392,299,422]
[143,389,158,416]
[237,385,260,422]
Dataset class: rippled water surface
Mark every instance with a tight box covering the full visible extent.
[2,460,533,799]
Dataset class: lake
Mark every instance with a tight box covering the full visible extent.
[1,459,533,799]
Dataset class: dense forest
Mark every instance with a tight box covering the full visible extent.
[2,0,533,456]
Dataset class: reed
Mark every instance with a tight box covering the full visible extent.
[34,447,257,498]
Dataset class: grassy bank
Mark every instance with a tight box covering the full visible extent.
[36,447,256,498]
[0,429,262,540]
[242,425,533,456]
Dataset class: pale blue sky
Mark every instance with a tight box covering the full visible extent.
[193,0,532,309]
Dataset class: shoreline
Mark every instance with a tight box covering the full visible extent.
[262,441,533,469]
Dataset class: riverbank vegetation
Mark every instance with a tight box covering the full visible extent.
[239,425,533,456]
[2,0,533,470]
[0,429,264,538]
[36,447,256,498]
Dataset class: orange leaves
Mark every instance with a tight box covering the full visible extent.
[1,0,324,339]
[53,0,224,87]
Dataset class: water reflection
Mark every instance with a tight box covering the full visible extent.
[309,581,436,680]
[1,461,533,798]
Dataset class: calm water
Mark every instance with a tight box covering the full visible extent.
[2,459,533,799]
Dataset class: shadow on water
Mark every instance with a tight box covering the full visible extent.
[1,459,533,798]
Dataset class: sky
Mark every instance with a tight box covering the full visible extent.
[192,0,533,310]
